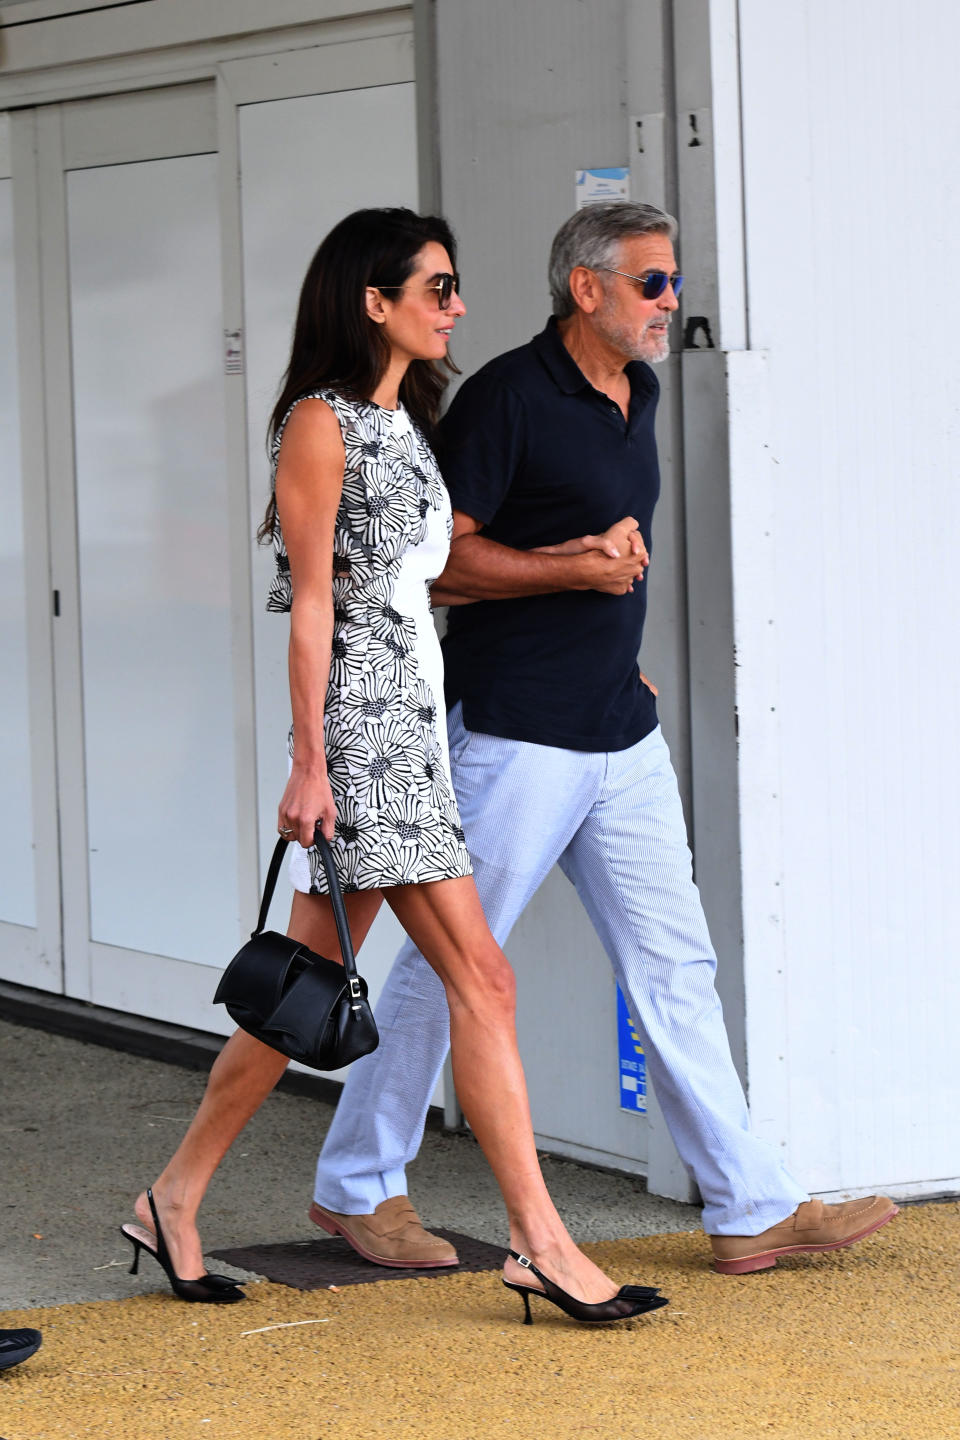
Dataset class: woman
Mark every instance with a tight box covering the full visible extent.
[121,208,666,1325]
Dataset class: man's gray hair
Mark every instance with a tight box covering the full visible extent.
[548,201,678,319]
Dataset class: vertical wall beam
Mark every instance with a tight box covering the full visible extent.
[35,103,94,1002]
[413,0,459,1129]
[216,69,261,931]
[670,0,748,1084]
[11,109,63,992]
[625,0,697,1204]
[413,0,440,215]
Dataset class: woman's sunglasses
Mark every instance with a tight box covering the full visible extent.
[600,266,683,300]
[375,272,461,311]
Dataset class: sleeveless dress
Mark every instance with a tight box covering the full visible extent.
[267,389,473,895]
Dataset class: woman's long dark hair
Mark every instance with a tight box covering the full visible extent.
[258,207,458,542]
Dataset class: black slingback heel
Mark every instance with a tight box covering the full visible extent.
[502,1250,668,1325]
[120,1189,245,1304]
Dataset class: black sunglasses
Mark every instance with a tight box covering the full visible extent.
[600,266,683,300]
[374,272,461,311]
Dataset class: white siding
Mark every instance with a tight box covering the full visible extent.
[433,0,696,1188]
[731,0,960,1193]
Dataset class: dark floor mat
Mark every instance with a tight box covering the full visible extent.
[209,1230,504,1289]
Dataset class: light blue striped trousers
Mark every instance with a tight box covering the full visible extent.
[314,706,808,1235]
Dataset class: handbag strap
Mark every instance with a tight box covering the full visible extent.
[253,829,361,988]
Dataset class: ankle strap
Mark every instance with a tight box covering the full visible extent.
[508,1250,547,1287]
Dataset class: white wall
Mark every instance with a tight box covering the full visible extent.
[728,0,960,1195]
[431,0,699,1189]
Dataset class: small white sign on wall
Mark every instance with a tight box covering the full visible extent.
[575,166,630,209]
[224,328,244,374]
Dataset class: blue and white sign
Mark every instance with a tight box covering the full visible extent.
[617,984,646,1114]
[575,165,630,210]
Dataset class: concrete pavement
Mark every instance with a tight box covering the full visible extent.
[0,1016,698,1310]
[2,1016,958,1440]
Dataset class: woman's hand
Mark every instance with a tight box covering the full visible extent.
[534,515,649,574]
[583,516,648,565]
[278,766,337,847]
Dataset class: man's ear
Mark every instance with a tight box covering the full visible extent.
[567,266,603,315]
[365,287,388,325]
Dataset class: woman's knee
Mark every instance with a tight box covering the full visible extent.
[447,943,516,1021]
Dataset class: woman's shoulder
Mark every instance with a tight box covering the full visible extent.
[273,391,339,454]
[272,388,361,459]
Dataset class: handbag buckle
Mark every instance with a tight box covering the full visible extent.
[348,977,363,1004]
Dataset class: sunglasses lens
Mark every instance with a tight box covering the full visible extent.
[640,271,683,299]
[642,272,669,300]
[438,274,460,310]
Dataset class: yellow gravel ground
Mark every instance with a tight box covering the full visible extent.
[1,1203,957,1440]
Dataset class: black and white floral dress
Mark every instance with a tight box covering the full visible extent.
[267,389,473,895]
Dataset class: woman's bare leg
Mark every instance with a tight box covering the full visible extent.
[133,887,383,1280]
[385,876,620,1304]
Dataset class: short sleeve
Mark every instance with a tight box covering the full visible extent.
[437,370,527,527]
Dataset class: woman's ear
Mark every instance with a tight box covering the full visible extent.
[364,287,388,325]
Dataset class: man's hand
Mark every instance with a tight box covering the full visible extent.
[432,508,649,602]
[579,516,649,591]
[530,516,649,593]
[573,547,649,595]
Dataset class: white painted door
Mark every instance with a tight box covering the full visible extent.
[34,85,247,1025]
[1,32,422,1036]
[225,55,422,1075]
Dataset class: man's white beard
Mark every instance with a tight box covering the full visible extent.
[596,309,671,364]
[639,326,670,363]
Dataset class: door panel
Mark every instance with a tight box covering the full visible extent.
[2,53,421,1034]
[240,82,418,884]
[240,82,419,1041]
[66,151,240,963]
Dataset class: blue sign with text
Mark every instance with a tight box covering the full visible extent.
[617,984,646,1114]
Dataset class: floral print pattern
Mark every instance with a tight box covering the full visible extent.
[268,390,472,895]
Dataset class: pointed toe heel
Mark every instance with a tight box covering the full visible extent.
[503,1251,668,1326]
[120,1189,245,1305]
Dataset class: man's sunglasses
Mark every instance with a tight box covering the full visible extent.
[600,266,683,299]
[375,272,461,311]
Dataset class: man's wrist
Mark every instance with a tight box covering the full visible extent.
[560,551,594,591]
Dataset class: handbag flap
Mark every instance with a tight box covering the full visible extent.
[213,931,309,1016]
[264,956,350,1047]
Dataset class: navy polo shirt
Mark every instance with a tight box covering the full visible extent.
[439,318,661,752]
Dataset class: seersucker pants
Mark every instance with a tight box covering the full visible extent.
[313,706,808,1235]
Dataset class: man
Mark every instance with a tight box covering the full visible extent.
[309,202,896,1275]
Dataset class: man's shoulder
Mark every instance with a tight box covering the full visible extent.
[459,333,546,399]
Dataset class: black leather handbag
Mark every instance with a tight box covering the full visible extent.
[213,830,379,1071]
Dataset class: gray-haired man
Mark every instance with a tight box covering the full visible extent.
[310,203,896,1274]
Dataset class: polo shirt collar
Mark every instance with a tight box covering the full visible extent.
[533,316,589,393]
[532,316,656,400]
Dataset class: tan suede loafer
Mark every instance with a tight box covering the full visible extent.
[710,1194,898,1275]
[308,1196,459,1269]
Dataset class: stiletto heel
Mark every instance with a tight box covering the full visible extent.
[502,1251,668,1326]
[120,1189,245,1304]
[125,1235,142,1275]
